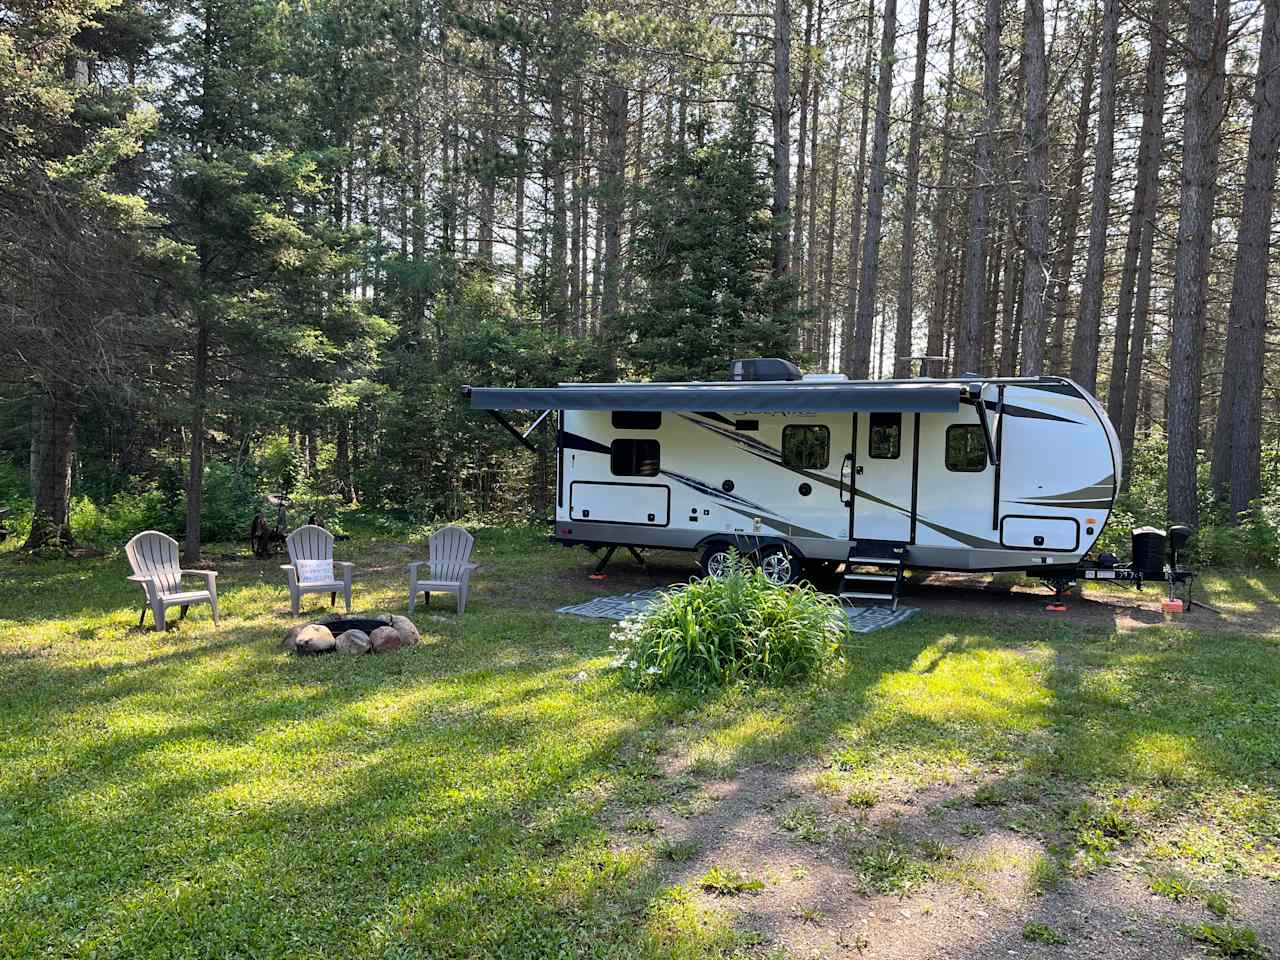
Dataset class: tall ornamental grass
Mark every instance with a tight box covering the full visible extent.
[611,553,847,690]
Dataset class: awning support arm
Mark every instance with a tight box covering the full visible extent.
[966,384,999,467]
[487,409,552,453]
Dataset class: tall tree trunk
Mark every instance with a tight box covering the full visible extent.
[184,314,209,564]
[1108,0,1169,421]
[1018,0,1050,375]
[792,0,815,309]
[820,63,851,370]
[925,0,957,377]
[1069,0,1118,392]
[514,39,528,301]
[955,0,999,376]
[771,0,792,295]
[1048,24,1096,373]
[893,0,930,378]
[570,78,585,331]
[840,0,876,374]
[25,388,77,549]
[549,60,569,329]
[600,64,627,370]
[850,0,897,378]
[336,418,353,504]
[1214,0,1280,516]
[805,0,824,322]
[1166,0,1222,528]
[477,66,497,264]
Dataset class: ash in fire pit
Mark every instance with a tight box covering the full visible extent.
[282,613,421,655]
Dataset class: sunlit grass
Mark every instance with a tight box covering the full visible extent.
[2,528,1279,956]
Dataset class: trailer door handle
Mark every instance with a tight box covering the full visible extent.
[840,454,854,505]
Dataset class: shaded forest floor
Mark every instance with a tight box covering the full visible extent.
[1,524,1277,959]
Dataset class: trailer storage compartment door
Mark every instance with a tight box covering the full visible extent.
[1000,515,1079,551]
[570,482,670,526]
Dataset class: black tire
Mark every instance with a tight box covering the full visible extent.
[699,541,737,579]
[756,543,801,586]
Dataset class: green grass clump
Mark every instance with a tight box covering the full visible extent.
[1179,922,1268,959]
[610,553,845,690]
[852,839,933,894]
[697,867,764,895]
[1022,921,1068,945]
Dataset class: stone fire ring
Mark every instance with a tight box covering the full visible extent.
[282,613,421,656]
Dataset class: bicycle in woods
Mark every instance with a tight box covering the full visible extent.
[249,494,344,558]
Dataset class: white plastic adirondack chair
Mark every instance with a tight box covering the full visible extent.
[125,531,220,631]
[407,525,477,614]
[282,525,353,615]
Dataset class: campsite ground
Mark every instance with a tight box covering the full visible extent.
[1,522,1277,959]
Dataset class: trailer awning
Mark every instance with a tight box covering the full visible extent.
[465,381,965,414]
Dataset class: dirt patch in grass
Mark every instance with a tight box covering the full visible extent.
[605,758,1279,960]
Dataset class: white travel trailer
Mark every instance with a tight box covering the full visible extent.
[466,359,1122,607]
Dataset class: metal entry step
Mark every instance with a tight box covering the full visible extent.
[839,539,907,611]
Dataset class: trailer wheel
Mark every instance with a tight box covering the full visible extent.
[700,542,737,579]
[757,544,800,586]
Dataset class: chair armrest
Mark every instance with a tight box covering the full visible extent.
[460,563,479,572]
[280,564,299,588]
[181,569,217,585]
[127,574,159,601]
[334,561,354,571]
[407,560,427,578]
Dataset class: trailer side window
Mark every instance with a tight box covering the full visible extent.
[612,411,662,429]
[782,425,829,470]
[868,412,901,459]
[945,424,987,472]
[611,439,660,476]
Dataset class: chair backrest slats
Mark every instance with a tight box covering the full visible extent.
[430,525,474,582]
[287,525,334,565]
[126,531,182,594]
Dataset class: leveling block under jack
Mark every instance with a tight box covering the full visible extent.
[586,543,648,580]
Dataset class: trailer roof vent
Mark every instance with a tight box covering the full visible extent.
[729,358,803,382]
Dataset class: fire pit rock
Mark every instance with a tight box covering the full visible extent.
[283,614,421,655]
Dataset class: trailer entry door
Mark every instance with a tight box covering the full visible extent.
[850,412,915,542]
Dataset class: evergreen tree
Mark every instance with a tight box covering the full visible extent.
[625,104,798,382]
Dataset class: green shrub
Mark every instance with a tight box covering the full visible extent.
[610,552,845,690]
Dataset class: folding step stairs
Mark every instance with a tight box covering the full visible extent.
[839,540,908,611]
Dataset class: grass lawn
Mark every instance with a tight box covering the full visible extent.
[1,522,1278,959]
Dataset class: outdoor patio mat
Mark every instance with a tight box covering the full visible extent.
[556,586,918,634]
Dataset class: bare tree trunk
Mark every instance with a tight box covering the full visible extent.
[1069,0,1118,392]
[1214,0,1280,516]
[477,66,497,264]
[925,0,957,377]
[841,0,876,375]
[1048,25,1096,373]
[893,0,931,378]
[955,0,999,376]
[792,0,815,308]
[850,0,897,378]
[820,63,851,370]
[24,388,77,549]
[805,1,824,323]
[514,40,528,302]
[183,314,209,564]
[1108,0,1169,420]
[336,418,353,504]
[1018,0,1050,375]
[600,63,627,369]
[549,62,569,330]
[772,0,792,296]
[1166,0,1221,528]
